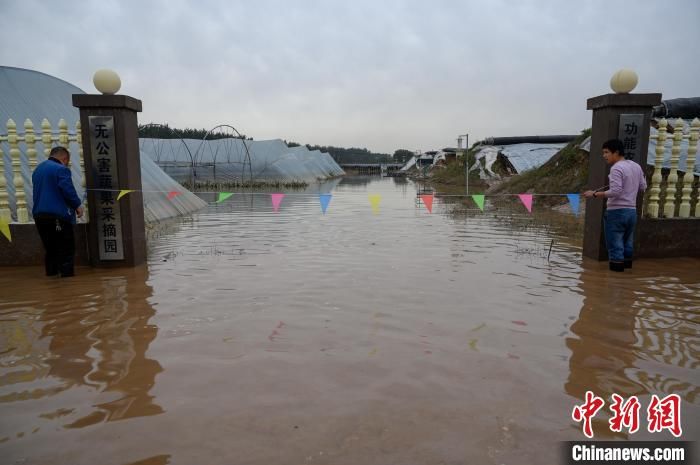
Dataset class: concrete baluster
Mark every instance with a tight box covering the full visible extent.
[0,129,10,223]
[24,119,38,171]
[58,118,69,158]
[662,118,684,217]
[683,118,700,218]
[24,119,39,220]
[41,118,53,159]
[646,118,667,217]
[8,119,28,222]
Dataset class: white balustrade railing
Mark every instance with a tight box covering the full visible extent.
[0,118,88,224]
[645,118,700,218]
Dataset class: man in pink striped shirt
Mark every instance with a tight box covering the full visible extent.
[584,139,647,272]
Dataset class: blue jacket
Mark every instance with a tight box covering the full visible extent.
[32,158,82,223]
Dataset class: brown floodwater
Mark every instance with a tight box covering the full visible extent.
[1,176,698,465]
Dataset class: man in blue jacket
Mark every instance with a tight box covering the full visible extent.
[32,146,84,277]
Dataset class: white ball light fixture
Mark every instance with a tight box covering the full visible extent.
[610,69,638,94]
[93,69,121,95]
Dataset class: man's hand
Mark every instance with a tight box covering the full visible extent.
[583,190,595,198]
[76,206,84,218]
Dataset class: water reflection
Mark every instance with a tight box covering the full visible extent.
[566,260,700,435]
[123,454,171,465]
[336,175,375,187]
[0,266,163,437]
[193,178,342,212]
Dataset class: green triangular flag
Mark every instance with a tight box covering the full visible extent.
[216,192,233,203]
[471,194,485,211]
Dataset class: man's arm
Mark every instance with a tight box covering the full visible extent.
[57,168,82,210]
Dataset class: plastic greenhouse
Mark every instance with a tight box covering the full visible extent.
[139,138,344,185]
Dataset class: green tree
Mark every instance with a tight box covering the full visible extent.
[139,124,248,140]
[305,145,391,164]
[393,149,414,164]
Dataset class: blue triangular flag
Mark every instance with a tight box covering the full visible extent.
[567,194,580,216]
[319,194,332,214]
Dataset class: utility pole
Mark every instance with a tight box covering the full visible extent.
[458,133,469,194]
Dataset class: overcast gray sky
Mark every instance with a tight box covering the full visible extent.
[3,0,699,153]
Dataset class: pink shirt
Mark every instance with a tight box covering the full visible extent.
[605,159,647,210]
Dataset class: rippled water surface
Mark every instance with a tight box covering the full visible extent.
[1,176,698,465]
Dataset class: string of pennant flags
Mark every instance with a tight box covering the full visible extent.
[111,189,582,215]
[0,189,585,242]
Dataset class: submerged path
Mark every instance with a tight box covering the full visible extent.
[1,176,698,465]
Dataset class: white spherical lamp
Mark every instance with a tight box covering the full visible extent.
[610,69,638,94]
[93,69,121,95]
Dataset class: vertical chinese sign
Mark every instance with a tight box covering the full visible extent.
[618,114,644,164]
[88,116,124,260]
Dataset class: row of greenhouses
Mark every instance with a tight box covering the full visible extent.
[139,137,344,185]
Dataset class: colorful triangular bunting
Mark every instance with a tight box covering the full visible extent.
[216,192,233,203]
[566,194,580,216]
[518,194,533,213]
[271,193,285,212]
[368,194,381,214]
[420,194,434,213]
[117,189,134,201]
[471,194,485,212]
[0,217,11,242]
[319,194,332,214]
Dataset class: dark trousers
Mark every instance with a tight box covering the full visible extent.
[35,216,75,277]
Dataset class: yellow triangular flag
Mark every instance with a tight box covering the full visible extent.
[368,194,381,214]
[0,217,11,242]
[117,189,134,201]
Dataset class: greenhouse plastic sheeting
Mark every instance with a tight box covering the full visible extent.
[400,156,417,172]
[498,143,567,173]
[0,66,82,129]
[139,155,207,223]
[473,146,501,179]
[1,139,206,223]
[139,138,344,183]
[473,143,566,177]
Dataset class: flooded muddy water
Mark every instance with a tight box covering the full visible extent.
[1,176,698,465]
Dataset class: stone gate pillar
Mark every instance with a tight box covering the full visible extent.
[72,70,146,267]
[583,74,661,260]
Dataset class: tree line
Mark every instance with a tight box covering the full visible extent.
[138,124,250,140]
[285,141,393,164]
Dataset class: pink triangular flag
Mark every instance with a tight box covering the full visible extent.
[518,194,533,213]
[271,193,285,212]
[420,194,434,213]
[167,191,181,200]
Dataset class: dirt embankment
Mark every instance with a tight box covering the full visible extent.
[417,130,591,213]
[487,130,591,207]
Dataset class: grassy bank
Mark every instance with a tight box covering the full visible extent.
[182,179,310,191]
[423,149,492,194]
[488,129,591,206]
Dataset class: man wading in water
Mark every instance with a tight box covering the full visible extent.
[584,139,646,272]
[32,146,84,277]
